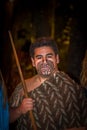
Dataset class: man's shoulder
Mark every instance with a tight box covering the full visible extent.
[15,82,24,91]
[56,71,74,81]
[56,71,79,87]
[15,75,37,90]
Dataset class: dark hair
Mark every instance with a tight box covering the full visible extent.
[29,37,59,58]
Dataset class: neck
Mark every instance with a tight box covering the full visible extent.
[38,75,47,83]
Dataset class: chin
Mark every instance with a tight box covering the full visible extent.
[41,74,52,78]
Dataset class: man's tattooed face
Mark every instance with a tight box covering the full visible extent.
[37,60,54,78]
[31,46,59,78]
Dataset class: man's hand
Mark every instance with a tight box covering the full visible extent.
[19,98,34,114]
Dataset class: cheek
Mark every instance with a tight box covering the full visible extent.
[32,60,40,68]
[50,58,56,64]
[31,58,40,67]
[35,61,42,68]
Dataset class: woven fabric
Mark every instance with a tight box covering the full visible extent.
[9,71,87,130]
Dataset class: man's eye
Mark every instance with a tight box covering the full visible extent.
[47,55,52,58]
[37,56,42,59]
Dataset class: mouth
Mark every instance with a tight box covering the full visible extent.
[41,66,51,75]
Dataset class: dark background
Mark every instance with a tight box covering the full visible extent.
[0,0,87,97]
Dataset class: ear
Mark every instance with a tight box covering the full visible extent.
[31,58,35,67]
[56,54,59,64]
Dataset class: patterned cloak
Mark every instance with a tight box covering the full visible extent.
[9,71,87,130]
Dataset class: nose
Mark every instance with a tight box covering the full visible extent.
[42,57,47,63]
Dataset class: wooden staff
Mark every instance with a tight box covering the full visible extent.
[8,30,37,130]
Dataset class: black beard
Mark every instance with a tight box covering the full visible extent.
[37,60,54,78]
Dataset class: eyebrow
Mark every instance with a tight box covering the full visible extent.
[46,53,53,56]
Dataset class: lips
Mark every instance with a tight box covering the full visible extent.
[41,64,50,70]
[41,68,50,72]
[40,65,51,75]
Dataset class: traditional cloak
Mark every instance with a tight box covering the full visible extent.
[9,71,87,130]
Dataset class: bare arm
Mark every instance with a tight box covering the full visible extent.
[9,106,22,123]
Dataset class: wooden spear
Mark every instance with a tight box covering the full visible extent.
[8,30,37,130]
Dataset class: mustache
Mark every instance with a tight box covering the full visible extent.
[40,63,49,67]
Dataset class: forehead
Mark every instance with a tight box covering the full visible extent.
[34,46,55,55]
